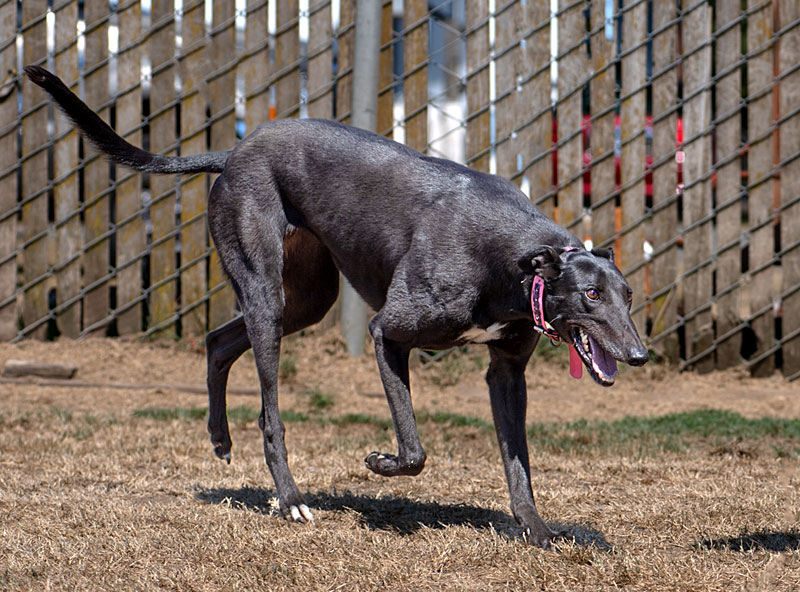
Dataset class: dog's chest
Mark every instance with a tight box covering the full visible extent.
[458,322,508,344]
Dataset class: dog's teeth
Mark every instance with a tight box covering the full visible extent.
[580,330,590,354]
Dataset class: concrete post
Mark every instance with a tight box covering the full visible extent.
[341,0,383,356]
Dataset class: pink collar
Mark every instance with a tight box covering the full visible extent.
[529,246,580,342]
[530,246,583,378]
[531,275,561,342]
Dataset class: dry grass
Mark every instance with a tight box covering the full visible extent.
[1,333,799,590]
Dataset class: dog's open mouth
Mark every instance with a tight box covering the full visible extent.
[571,327,619,386]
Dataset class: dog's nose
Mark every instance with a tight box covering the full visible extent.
[627,347,649,366]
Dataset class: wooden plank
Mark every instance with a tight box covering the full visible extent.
[649,0,679,360]
[52,1,81,338]
[82,2,111,335]
[178,0,209,337]
[335,0,355,122]
[745,0,775,376]
[3,359,77,379]
[588,0,617,249]
[495,1,523,180]
[307,1,334,120]
[376,0,393,135]
[780,0,800,378]
[618,0,648,339]
[275,0,300,118]
[556,0,588,232]
[0,1,19,340]
[496,0,546,189]
[465,0,490,173]
[243,0,271,130]
[713,0,744,369]
[517,1,553,219]
[208,0,238,331]
[21,1,50,339]
[0,375,259,395]
[148,0,178,336]
[681,0,714,371]
[114,0,145,335]
[403,1,428,153]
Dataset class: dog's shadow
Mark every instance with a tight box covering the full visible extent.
[697,531,800,552]
[194,486,610,549]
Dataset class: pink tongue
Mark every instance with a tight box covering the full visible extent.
[569,345,582,379]
[588,335,618,377]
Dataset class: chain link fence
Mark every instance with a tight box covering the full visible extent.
[1,0,799,378]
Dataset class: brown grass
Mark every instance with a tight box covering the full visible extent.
[1,330,799,590]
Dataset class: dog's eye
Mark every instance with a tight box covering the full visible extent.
[585,288,599,301]
[626,290,633,303]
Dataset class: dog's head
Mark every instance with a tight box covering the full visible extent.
[518,246,649,386]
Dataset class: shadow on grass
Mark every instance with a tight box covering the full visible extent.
[698,531,800,552]
[551,522,614,551]
[194,486,610,549]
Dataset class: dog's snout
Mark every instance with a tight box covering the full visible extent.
[627,347,649,366]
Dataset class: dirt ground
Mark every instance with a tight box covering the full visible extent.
[2,327,799,422]
[1,327,799,590]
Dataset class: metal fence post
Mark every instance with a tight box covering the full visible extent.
[341,0,382,356]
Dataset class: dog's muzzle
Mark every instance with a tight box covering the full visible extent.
[571,326,619,385]
[530,274,622,385]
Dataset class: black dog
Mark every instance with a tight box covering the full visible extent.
[26,66,648,548]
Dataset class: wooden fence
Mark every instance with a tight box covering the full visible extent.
[1,0,799,378]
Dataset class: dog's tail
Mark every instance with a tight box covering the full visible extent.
[24,65,230,174]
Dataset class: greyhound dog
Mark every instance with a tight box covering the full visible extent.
[26,66,648,548]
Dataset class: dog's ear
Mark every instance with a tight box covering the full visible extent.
[518,246,562,279]
[591,247,615,263]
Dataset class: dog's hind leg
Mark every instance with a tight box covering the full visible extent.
[363,313,427,476]
[487,335,561,548]
[206,316,249,462]
[205,228,338,464]
[208,175,312,523]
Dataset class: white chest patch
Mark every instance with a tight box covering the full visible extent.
[459,322,508,344]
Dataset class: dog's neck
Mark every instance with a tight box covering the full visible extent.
[528,245,580,336]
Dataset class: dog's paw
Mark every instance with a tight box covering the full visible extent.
[212,444,232,464]
[276,490,314,524]
[364,451,425,477]
[522,525,564,549]
[211,440,232,463]
[209,430,232,463]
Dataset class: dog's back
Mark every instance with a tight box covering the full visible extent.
[220,117,567,310]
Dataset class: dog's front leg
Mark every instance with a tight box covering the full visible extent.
[487,340,560,548]
[364,315,427,476]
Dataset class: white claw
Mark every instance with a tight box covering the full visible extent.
[290,505,302,522]
[288,504,314,524]
[299,504,315,524]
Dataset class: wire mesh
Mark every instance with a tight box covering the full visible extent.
[1,0,799,379]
